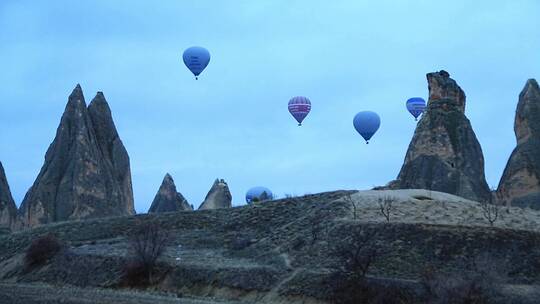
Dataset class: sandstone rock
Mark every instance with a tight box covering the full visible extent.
[497,79,540,209]
[88,92,135,215]
[198,178,232,210]
[0,162,18,230]
[19,85,135,227]
[148,174,192,213]
[389,71,490,202]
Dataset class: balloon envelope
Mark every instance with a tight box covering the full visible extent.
[182,46,210,78]
[353,111,381,143]
[406,97,426,120]
[288,96,311,126]
[246,187,274,204]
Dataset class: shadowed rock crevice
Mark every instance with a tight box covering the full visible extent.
[18,85,135,227]
[148,174,192,213]
[389,71,490,202]
[498,79,540,209]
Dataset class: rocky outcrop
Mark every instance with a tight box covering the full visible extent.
[148,174,192,213]
[18,85,135,227]
[389,71,490,202]
[198,178,232,210]
[0,162,18,231]
[497,79,540,209]
[88,92,135,215]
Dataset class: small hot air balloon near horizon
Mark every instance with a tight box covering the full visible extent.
[353,111,381,144]
[183,46,210,80]
[246,187,274,204]
[288,96,311,126]
[406,97,426,121]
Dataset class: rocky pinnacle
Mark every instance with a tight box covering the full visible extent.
[198,178,232,210]
[19,85,135,227]
[148,173,192,213]
[497,79,540,209]
[390,71,490,202]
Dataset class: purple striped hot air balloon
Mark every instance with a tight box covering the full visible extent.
[288,96,311,126]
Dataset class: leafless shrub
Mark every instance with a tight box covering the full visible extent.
[309,209,332,246]
[481,193,500,227]
[343,194,360,219]
[328,226,411,303]
[24,233,64,269]
[378,196,394,223]
[123,221,169,286]
[421,254,507,304]
[334,226,386,278]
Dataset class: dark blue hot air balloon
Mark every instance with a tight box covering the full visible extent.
[353,111,381,144]
[182,46,210,80]
[406,97,426,121]
[246,187,274,204]
[288,96,311,126]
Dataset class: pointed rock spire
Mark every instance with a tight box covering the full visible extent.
[497,79,540,209]
[148,174,191,213]
[198,178,232,210]
[19,85,135,227]
[88,92,135,215]
[0,162,18,231]
[389,71,490,202]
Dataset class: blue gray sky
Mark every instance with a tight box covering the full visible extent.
[1,1,539,212]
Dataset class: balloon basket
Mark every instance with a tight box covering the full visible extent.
[298,123,302,126]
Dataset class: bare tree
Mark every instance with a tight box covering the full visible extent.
[481,192,500,227]
[335,227,383,277]
[343,194,360,220]
[124,221,170,286]
[378,196,394,223]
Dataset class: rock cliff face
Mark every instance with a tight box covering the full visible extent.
[148,174,192,213]
[198,178,232,210]
[0,162,18,230]
[390,71,490,202]
[19,85,135,227]
[497,79,540,209]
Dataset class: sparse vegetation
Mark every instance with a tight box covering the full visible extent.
[24,233,64,269]
[122,221,170,287]
[481,192,500,227]
[329,226,412,303]
[343,194,360,219]
[378,196,394,222]
[421,254,507,304]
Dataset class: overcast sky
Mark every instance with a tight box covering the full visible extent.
[1,1,539,212]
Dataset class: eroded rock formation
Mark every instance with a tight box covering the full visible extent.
[389,71,490,202]
[19,85,135,227]
[198,178,232,210]
[497,79,540,209]
[0,162,18,231]
[148,174,192,213]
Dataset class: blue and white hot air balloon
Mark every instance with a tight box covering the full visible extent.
[353,111,381,144]
[182,46,210,80]
[406,97,426,121]
[246,187,274,204]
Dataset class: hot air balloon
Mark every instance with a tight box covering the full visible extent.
[246,187,274,204]
[353,111,381,144]
[406,97,426,121]
[182,46,210,80]
[288,96,311,126]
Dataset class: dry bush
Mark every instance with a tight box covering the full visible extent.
[24,233,64,269]
[421,254,507,304]
[122,221,170,287]
[343,194,360,220]
[378,196,394,223]
[481,192,500,227]
[328,226,411,303]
